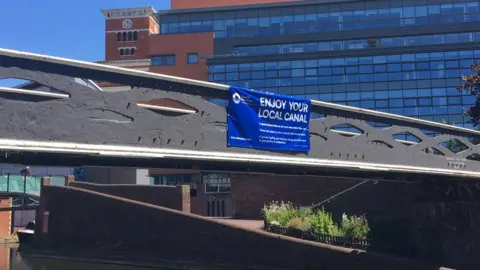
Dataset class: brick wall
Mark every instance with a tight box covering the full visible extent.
[232,174,480,268]
[0,198,12,238]
[33,185,439,270]
[231,174,418,218]
[148,32,213,81]
[231,174,422,258]
[105,17,152,62]
[407,180,480,270]
[0,246,10,270]
[231,174,362,218]
[69,182,190,212]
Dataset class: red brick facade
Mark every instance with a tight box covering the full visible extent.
[148,32,213,81]
[104,16,156,62]
[102,9,211,82]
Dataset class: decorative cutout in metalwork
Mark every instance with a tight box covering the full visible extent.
[440,139,469,154]
[2,48,480,175]
[392,131,422,145]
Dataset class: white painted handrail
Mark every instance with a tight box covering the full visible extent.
[0,138,477,178]
[0,87,69,99]
[136,103,197,114]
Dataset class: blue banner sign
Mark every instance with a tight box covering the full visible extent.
[227,86,311,152]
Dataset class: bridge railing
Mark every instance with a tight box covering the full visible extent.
[0,174,67,196]
[3,48,480,178]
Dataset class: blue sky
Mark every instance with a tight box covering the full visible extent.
[0,0,170,62]
[0,1,170,86]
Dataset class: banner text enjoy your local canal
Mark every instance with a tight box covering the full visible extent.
[227,86,311,152]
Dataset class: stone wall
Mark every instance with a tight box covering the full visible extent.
[33,185,442,270]
[68,181,190,212]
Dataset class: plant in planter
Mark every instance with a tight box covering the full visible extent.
[309,208,343,236]
[262,201,299,228]
[261,201,370,248]
[340,213,370,241]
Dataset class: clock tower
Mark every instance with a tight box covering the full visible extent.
[101,7,159,64]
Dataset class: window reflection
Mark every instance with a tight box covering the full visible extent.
[209,49,479,128]
[231,31,480,57]
[158,2,480,38]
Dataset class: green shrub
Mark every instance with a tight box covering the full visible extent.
[341,213,370,240]
[309,208,343,236]
[262,202,370,243]
[262,201,299,227]
[297,206,313,219]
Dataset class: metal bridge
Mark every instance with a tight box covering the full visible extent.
[1,48,480,181]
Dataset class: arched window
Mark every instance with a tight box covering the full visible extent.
[119,49,124,56]
[130,48,135,55]
[116,32,121,41]
[133,31,138,41]
[125,48,130,55]
[128,32,132,41]
[122,32,127,41]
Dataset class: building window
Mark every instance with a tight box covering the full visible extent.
[153,174,198,196]
[128,32,133,41]
[119,48,135,56]
[116,32,121,41]
[187,53,199,64]
[122,32,127,41]
[158,2,480,39]
[133,31,138,41]
[202,173,231,194]
[155,174,193,185]
[368,39,378,47]
[151,55,176,66]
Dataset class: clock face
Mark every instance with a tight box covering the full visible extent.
[122,19,133,29]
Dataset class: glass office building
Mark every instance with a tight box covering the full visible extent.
[156,0,480,130]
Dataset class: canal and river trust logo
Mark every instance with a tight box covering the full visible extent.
[122,19,133,29]
[232,92,242,104]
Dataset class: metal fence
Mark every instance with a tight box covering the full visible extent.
[0,174,66,195]
[265,223,369,250]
